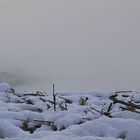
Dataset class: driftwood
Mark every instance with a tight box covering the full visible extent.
[120,106,140,114]
[109,93,140,116]
[112,99,140,109]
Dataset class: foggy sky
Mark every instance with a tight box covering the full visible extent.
[0,0,140,92]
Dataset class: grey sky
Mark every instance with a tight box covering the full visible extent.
[0,1,140,92]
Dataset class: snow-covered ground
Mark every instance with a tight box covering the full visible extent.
[0,83,139,140]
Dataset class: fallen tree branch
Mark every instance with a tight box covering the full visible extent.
[120,106,140,114]
[112,99,140,109]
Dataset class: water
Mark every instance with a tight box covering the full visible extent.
[0,1,140,93]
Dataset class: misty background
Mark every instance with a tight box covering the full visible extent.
[0,1,140,92]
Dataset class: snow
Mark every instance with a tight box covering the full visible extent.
[0,120,27,138]
[66,117,140,140]
[0,83,139,140]
[0,83,11,92]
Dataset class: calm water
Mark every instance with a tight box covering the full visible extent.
[0,1,140,93]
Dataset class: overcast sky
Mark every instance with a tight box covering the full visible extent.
[0,0,140,92]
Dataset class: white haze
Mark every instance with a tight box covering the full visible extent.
[0,0,140,92]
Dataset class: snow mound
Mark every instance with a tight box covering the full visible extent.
[0,83,139,140]
[0,83,10,92]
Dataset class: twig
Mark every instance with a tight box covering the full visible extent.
[53,84,58,111]
[120,106,140,114]
[59,96,73,104]
[112,99,140,109]
[90,107,112,118]
[15,118,54,125]
[107,102,113,113]
[115,91,132,94]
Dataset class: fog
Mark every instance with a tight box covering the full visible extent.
[0,1,140,92]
